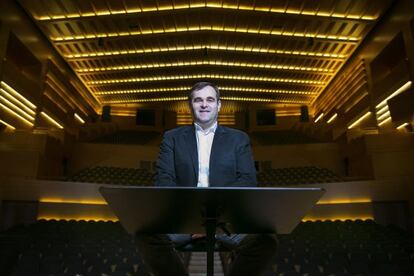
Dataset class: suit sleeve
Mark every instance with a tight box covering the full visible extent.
[235,133,257,187]
[154,132,177,186]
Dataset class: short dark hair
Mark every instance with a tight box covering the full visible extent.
[188,82,220,102]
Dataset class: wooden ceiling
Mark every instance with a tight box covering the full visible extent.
[17,0,394,108]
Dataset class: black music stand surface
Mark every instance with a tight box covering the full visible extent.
[100,186,324,276]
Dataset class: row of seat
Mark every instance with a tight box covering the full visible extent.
[66,166,343,186]
[250,130,320,145]
[89,130,161,145]
[1,219,413,275]
[66,166,154,186]
[258,166,343,186]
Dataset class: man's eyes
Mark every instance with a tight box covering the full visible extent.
[194,98,216,102]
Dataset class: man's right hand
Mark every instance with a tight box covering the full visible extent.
[191,234,206,239]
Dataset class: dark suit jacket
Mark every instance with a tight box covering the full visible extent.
[155,125,257,187]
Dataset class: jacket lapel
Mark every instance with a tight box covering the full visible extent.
[209,125,226,176]
[184,125,198,184]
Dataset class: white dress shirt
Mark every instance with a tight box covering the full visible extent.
[195,122,217,187]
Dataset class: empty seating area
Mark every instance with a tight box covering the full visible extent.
[258,166,343,186]
[251,130,320,145]
[268,220,414,275]
[0,220,149,276]
[1,220,413,275]
[66,166,154,186]
[89,131,161,145]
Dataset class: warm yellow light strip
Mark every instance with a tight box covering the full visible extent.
[317,199,372,205]
[314,113,324,123]
[221,97,307,103]
[0,102,34,126]
[67,45,346,60]
[0,119,16,130]
[375,81,412,109]
[1,88,36,115]
[376,105,389,116]
[377,111,390,121]
[397,122,409,130]
[41,111,64,129]
[96,87,190,94]
[302,216,374,222]
[0,96,36,121]
[111,111,136,117]
[104,96,307,104]
[39,216,372,223]
[37,4,376,21]
[77,60,333,73]
[347,111,371,129]
[106,97,187,103]
[39,198,107,205]
[95,86,316,95]
[221,87,317,94]
[378,116,392,126]
[327,113,337,124]
[52,26,360,42]
[74,113,85,124]
[37,216,118,222]
[1,81,37,109]
[88,75,324,85]
[278,113,301,117]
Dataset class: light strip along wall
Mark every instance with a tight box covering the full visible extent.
[0,119,16,130]
[397,122,409,130]
[314,113,324,123]
[348,111,371,129]
[327,113,337,124]
[0,81,37,127]
[74,113,85,124]
[40,111,64,129]
[375,81,412,127]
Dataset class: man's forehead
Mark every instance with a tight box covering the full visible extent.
[192,86,217,99]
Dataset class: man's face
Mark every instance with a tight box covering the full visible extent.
[190,86,221,129]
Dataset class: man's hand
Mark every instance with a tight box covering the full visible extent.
[191,234,206,239]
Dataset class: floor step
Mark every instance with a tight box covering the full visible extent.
[188,252,224,276]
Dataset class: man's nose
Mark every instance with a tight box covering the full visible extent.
[200,100,208,107]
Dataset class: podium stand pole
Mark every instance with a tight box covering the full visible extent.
[203,201,220,276]
[205,217,216,276]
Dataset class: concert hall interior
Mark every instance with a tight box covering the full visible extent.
[1,0,414,275]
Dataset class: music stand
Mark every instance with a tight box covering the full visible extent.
[100,186,324,276]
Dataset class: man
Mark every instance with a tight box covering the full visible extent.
[136,82,277,276]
